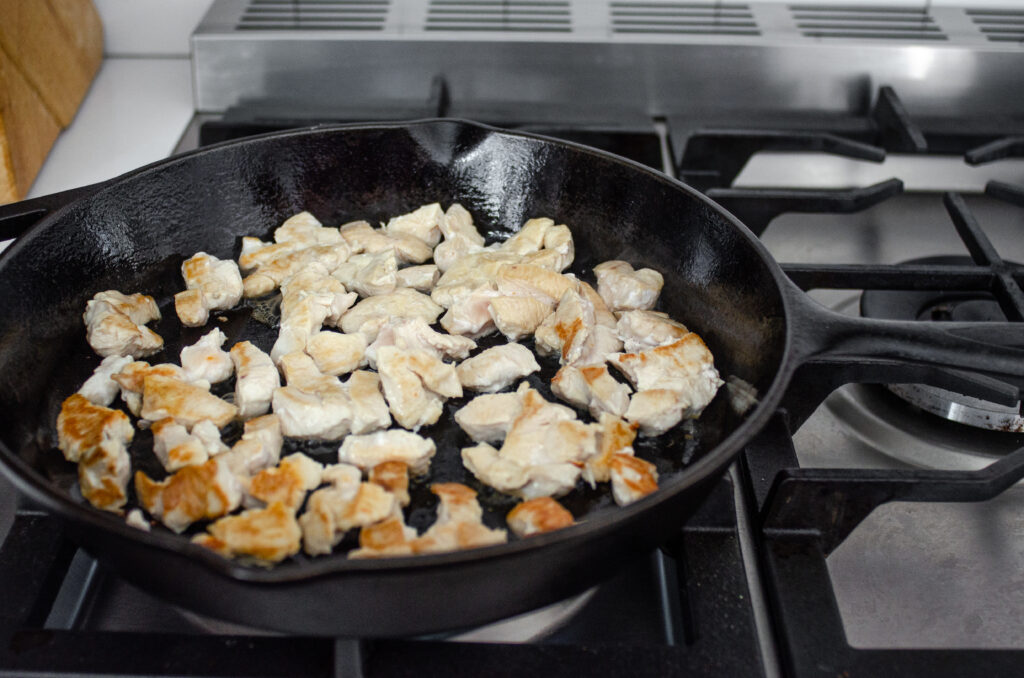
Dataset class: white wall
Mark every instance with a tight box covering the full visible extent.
[94,0,215,57]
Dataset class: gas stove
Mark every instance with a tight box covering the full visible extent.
[2,1,1024,675]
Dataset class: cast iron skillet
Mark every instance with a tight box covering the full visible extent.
[1,120,1023,637]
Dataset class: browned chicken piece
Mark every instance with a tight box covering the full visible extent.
[368,461,410,507]
[195,501,302,564]
[346,370,392,434]
[272,352,352,440]
[384,203,444,248]
[151,418,218,472]
[305,331,367,377]
[273,211,344,248]
[332,250,398,297]
[180,328,233,384]
[247,452,324,511]
[140,374,238,428]
[396,264,440,292]
[609,453,659,506]
[111,361,190,416]
[299,481,396,556]
[174,252,243,327]
[135,457,242,532]
[616,310,689,353]
[78,439,132,513]
[506,497,575,537]
[453,386,525,443]
[271,263,358,362]
[83,290,163,358]
[230,341,279,419]
[219,414,283,476]
[593,260,664,312]
[438,284,501,337]
[337,428,437,476]
[551,364,631,419]
[348,514,418,559]
[535,286,622,366]
[339,288,443,340]
[488,296,551,341]
[456,343,540,393]
[495,264,575,306]
[339,220,433,264]
[413,483,507,554]
[77,355,133,407]
[57,393,134,464]
[582,414,638,486]
[433,203,485,272]
[365,317,476,368]
[376,346,462,430]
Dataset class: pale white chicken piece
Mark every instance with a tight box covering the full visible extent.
[230,341,279,419]
[439,284,501,337]
[240,243,351,298]
[551,364,631,418]
[174,252,243,327]
[499,217,553,256]
[506,497,574,537]
[365,317,476,368]
[77,355,133,407]
[434,235,485,273]
[616,310,689,353]
[413,483,507,554]
[454,387,525,444]
[384,203,444,247]
[623,389,691,436]
[345,370,392,434]
[247,452,324,510]
[339,220,433,264]
[593,260,664,312]
[609,453,659,506]
[151,418,216,471]
[126,508,150,531]
[219,414,283,476]
[135,457,242,532]
[111,361,192,416]
[577,280,618,330]
[495,264,574,306]
[582,413,638,486]
[612,333,723,419]
[434,203,486,272]
[180,328,234,384]
[376,346,462,430]
[272,264,358,362]
[339,288,443,341]
[337,428,437,476]
[431,250,519,308]
[299,482,395,556]
[195,501,302,564]
[456,343,540,393]
[369,461,410,507]
[272,352,352,440]
[140,374,238,428]
[57,394,134,512]
[541,224,575,272]
[83,290,163,358]
[488,296,552,341]
[306,331,367,376]
[332,250,398,297]
[322,462,363,488]
[273,211,344,248]
[395,264,440,292]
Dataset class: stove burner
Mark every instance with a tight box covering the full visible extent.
[860,255,1024,432]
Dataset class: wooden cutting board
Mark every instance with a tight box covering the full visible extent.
[0,0,103,204]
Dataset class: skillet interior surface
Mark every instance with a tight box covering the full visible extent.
[0,121,789,586]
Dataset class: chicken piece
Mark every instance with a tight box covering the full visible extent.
[83,290,163,358]
[299,481,395,556]
[248,452,324,510]
[175,252,243,327]
[57,393,134,464]
[332,250,398,297]
[111,361,190,416]
[535,287,622,366]
[551,364,631,418]
[577,280,618,330]
[496,264,575,306]
[431,250,519,308]
[346,370,392,434]
[348,514,418,559]
[306,331,366,376]
[240,243,351,298]
[197,501,302,564]
[219,414,283,476]
[456,343,540,393]
[488,296,552,341]
[439,284,501,337]
[180,328,234,384]
[413,483,507,554]
[499,217,552,256]
[126,508,151,531]
[322,462,363,488]
[339,288,443,340]
[140,374,238,428]
[273,211,344,247]
[396,264,440,292]
[582,413,638,486]
[151,418,210,471]
[365,317,476,368]
[272,352,352,440]
[77,355,133,407]
[339,220,433,264]
[541,224,575,271]
[593,260,664,312]
[612,333,723,418]
[337,428,436,476]
[454,388,525,443]
[623,389,691,436]
[229,341,279,419]
[384,203,444,247]
[609,453,658,506]
[369,461,410,507]
[78,439,132,512]
[507,497,574,537]
[616,310,689,353]
[376,346,462,430]
[135,457,242,532]
[272,264,358,362]
[433,203,486,273]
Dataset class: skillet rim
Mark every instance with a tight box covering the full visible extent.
[0,118,797,583]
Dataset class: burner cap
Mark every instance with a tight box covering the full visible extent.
[860,255,1023,432]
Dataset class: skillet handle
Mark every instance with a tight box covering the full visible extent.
[788,289,1024,378]
[0,182,107,241]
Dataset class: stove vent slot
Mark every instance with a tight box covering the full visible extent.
[610,2,758,36]
[238,0,389,31]
[967,9,1024,44]
[789,4,946,41]
[426,0,571,32]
